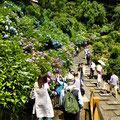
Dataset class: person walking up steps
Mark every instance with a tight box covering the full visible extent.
[84,47,88,59]
[97,71,102,88]
[60,74,84,120]
[109,71,119,98]
[86,52,90,67]
[90,61,96,79]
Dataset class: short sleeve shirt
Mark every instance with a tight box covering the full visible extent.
[110,74,119,86]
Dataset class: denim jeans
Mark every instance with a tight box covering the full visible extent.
[38,118,52,120]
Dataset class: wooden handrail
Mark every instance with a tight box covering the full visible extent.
[90,88,104,120]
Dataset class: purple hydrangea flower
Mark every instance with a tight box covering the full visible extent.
[20,39,23,43]
[23,38,27,40]
[39,43,42,47]
[25,51,28,53]
[47,62,50,65]
[23,45,28,49]
[52,91,57,95]
[52,63,56,66]
[38,52,42,55]
[26,58,34,62]
[48,72,52,77]
[24,43,27,46]
[58,65,61,67]
[44,53,47,56]
[58,69,62,73]
[51,77,56,81]
[47,78,50,83]
[32,57,36,60]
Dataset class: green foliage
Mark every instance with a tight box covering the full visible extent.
[112,5,120,30]
[93,42,104,55]
[75,1,107,26]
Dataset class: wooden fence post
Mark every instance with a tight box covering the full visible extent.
[90,88,94,120]
[93,97,100,120]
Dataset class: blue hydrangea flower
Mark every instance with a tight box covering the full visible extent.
[5,25,8,31]
[18,8,21,12]
[4,35,9,39]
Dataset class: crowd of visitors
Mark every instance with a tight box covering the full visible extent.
[83,47,119,98]
[30,45,119,120]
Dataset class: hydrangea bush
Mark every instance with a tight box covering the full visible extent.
[0,1,77,118]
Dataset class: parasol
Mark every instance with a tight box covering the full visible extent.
[98,60,105,66]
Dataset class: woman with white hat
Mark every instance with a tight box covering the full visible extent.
[59,74,84,120]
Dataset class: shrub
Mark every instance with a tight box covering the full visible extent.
[93,42,104,55]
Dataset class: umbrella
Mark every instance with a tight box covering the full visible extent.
[98,60,105,66]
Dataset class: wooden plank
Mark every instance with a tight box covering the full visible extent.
[111,117,120,120]
[114,111,120,116]
[102,106,118,110]
[106,101,120,105]
[85,83,96,87]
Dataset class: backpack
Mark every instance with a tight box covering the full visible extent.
[62,88,79,114]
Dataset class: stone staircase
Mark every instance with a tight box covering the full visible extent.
[73,47,120,120]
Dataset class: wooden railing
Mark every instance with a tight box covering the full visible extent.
[90,88,104,120]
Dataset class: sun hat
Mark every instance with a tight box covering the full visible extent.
[66,74,75,85]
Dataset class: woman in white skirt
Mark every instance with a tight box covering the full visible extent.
[31,74,54,120]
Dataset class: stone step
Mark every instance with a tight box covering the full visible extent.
[99,97,109,101]
[85,83,96,87]
[94,87,103,90]
[95,90,101,93]
[101,106,118,110]
[99,93,111,97]
[111,117,120,120]
[114,111,120,116]
[106,101,120,105]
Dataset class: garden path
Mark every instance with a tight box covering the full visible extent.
[72,46,120,120]
[54,46,120,120]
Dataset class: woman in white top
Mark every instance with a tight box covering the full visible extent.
[31,74,54,120]
[97,71,102,87]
